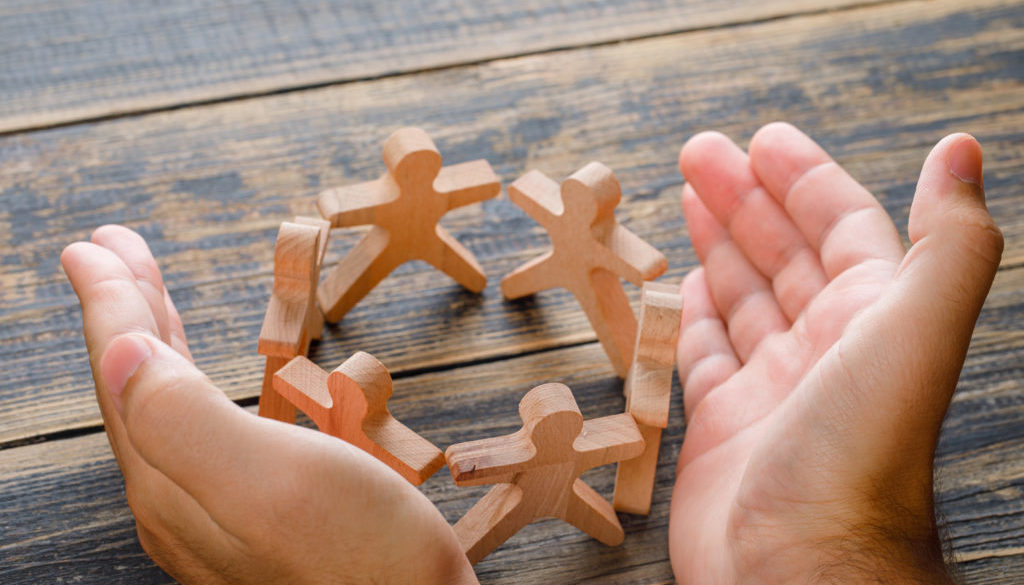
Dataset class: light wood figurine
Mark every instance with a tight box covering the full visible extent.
[446,383,645,565]
[316,127,500,322]
[613,281,682,515]
[272,352,445,485]
[501,162,667,377]
[257,217,331,423]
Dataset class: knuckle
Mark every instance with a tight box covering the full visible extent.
[951,206,1004,266]
[88,275,142,306]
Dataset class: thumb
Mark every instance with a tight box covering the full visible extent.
[760,135,1004,529]
[822,134,1003,470]
[900,133,1003,349]
[100,333,295,521]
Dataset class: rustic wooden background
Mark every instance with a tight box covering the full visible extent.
[1,0,1023,583]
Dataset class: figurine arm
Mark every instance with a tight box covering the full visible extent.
[272,356,333,428]
[363,415,446,486]
[317,177,397,228]
[599,225,668,285]
[446,431,536,486]
[437,160,500,210]
[574,413,645,472]
[507,170,562,228]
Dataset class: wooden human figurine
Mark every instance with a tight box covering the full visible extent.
[316,127,500,322]
[446,383,645,565]
[257,217,331,423]
[613,282,682,515]
[272,352,445,485]
[501,163,667,378]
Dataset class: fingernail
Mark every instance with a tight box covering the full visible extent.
[947,137,983,187]
[100,334,152,416]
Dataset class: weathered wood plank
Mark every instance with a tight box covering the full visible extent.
[0,0,885,134]
[2,0,1023,445]
[1,338,1021,583]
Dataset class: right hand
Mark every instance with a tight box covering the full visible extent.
[669,123,1002,583]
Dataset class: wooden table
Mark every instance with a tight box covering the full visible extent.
[2,1,1023,582]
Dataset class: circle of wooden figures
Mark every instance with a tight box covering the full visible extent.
[255,127,682,565]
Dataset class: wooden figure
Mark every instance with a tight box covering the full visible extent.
[613,281,682,515]
[501,162,667,378]
[272,352,445,485]
[446,383,645,565]
[316,127,500,322]
[257,217,331,423]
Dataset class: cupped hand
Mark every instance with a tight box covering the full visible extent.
[670,123,1002,583]
[62,226,477,585]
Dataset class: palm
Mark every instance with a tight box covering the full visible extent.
[667,123,965,583]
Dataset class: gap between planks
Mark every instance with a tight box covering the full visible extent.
[0,337,605,452]
[0,0,903,137]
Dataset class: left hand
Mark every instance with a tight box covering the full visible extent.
[62,225,477,585]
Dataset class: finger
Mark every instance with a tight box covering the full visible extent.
[61,241,164,468]
[898,133,1002,391]
[679,131,828,320]
[748,122,905,279]
[164,287,193,362]
[90,225,172,345]
[676,268,740,421]
[888,134,1000,442]
[682,184,789,361]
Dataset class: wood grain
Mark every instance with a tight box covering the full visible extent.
[0,339,1021,583]
[1,0,1023,446]
[0,0,886,134]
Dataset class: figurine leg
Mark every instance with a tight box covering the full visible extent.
[575,269,637,378]
[454,483,532,565]
[612,424,662,515]
[257,356,297,423]
[424,225,487,293]
[562,478,625,546]
[318,227,400,323]
[500,251,559,300]
[307,308,325,342]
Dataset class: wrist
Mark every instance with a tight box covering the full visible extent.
[813,523,955,585]
[728,492,954,585]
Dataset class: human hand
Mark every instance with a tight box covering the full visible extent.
[61,226,477,585]
[670,123,1002,583]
